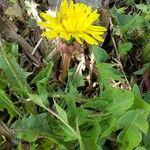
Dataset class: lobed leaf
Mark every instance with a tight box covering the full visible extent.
[11,113,51,142]
[117,109,149,150]
[0,52,31,96]
[0,89,21,118]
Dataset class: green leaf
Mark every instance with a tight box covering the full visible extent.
[0,75,7,90]
[92,46,110,62]
[118,42,133,56]
[0,52,30,96]
[96,63,123,88]
[134,63,150,75]
[100,88,134,116]
[143,43,150,63]
[100,88,134,137]
[123,0,134,5]
[136,4,148,13]
[112,10,144,34]
[100,117,118,138]
[40,139,66,150]
[32,62,53,84]
[118,126,142,150]
[1,43,19,60]
[144,91,150,104]
[28,94,46,109]
[0,89,21,118]
[58,124,77,142]
[81,121,101,150]
[135,147,147,150]
[132,96,150,113]
[68,69,85,88]
[54,101,68,124]
[144,130,150,148]
[77,107,100,126]
[117,109,149,150]
[132,84,142,98]
[11,113,51,142]
[104,88,134,116]
[83,98,108,111]
[120,14,144,34]
[32,62,53,105]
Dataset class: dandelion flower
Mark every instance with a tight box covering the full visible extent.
[38,0,106,45]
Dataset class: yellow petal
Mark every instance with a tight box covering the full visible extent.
[42,30,57,39]
[86,30,105,35]
[74,34,83,44]
[82,33,98,45]
[37,22,51,28]
[40,12,55,22]
[60,32,71,41]
[88,25,107,32]
[91,33,104,42]
[38,0,107,44]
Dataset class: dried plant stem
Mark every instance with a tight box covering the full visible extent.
[0,19,41,67]
[32,38,43,55]
[0,121,18,147]
[74,53,85,79]
[110,18,131,90]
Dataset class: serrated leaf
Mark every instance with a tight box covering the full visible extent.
[4,3,24,21]
[83,98,108,110]
[92,46,110,62]
[58,124,77,141]
[32,62,53,84]
[117,109,149,150]
[81,121,101,150]
[0,52,30,96]
[11,113,50,142]
[118,126,142,150]
[123,0,134,5]
[105,88,134,116]
[100,117,118,138]
[2,43,19,60]
[136,4,148,13]
[100,88,134,137]
[118,42,133,56]
[0,89,21,117]
[120,14,144,34]
[0,75,7,90]
[132,96,150,113]
[32,62,53,105]
[96,63,123,88]
[118,110,148,133]
[77,107,100,126]
[112,10,144,34]
[68,69,85,88]
[54,101,68,124]
[28,94,46,109]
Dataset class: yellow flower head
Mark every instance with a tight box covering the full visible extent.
[38,0,106,45]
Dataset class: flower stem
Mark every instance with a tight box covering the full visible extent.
[59,53,71,81]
